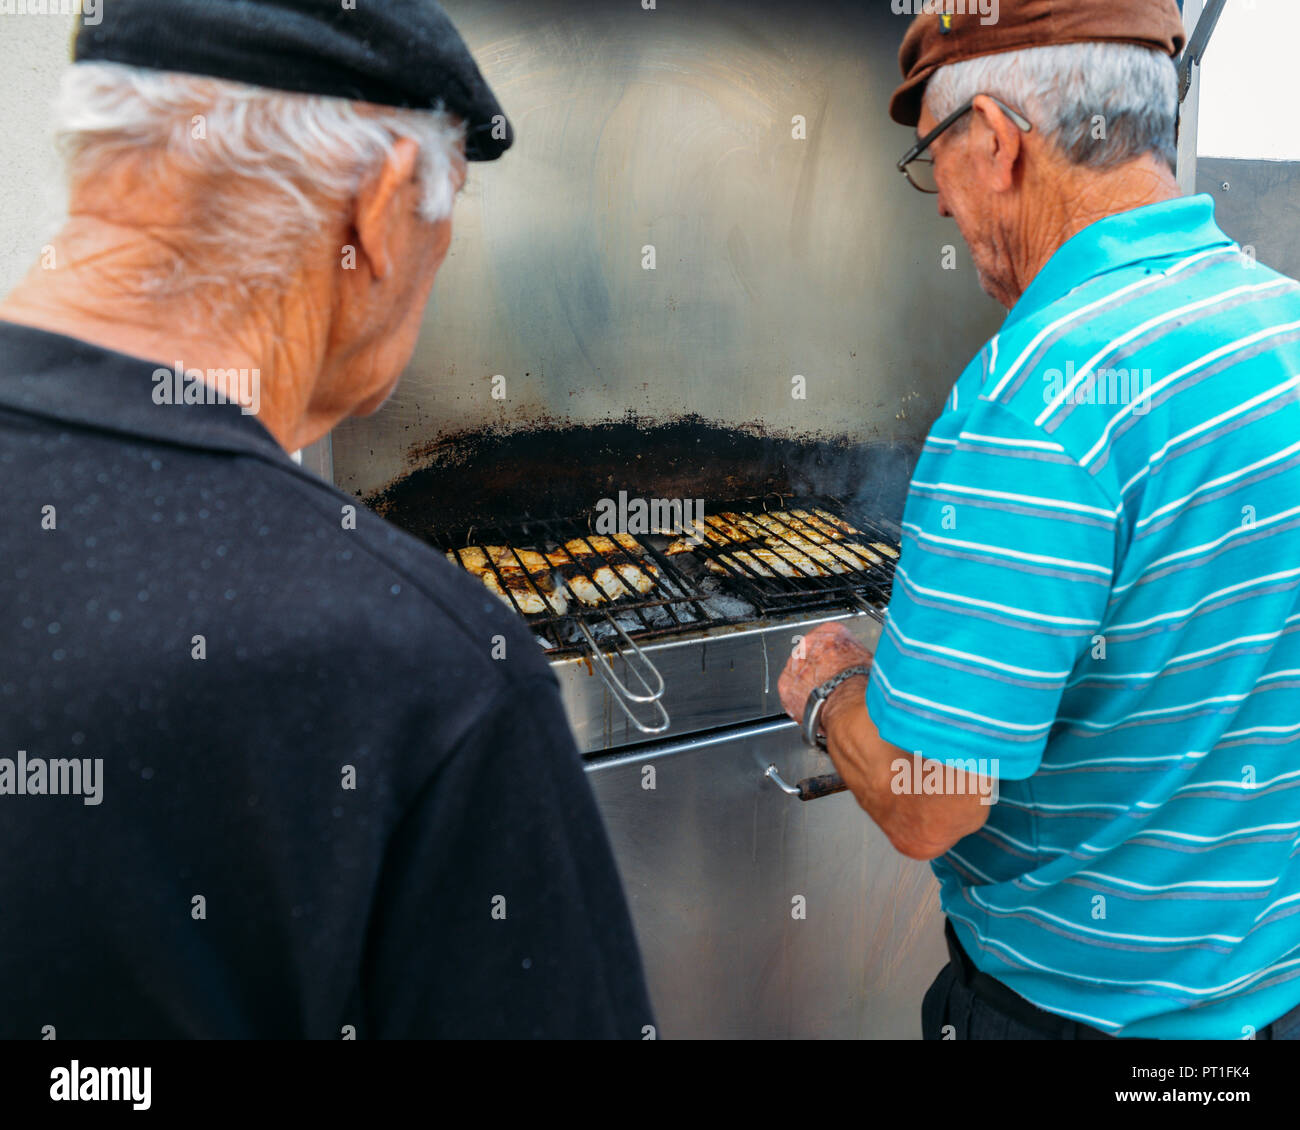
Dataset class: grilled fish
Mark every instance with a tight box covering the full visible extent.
[827,542,884,568]
[446,546,568,616]
[662,503,898,586]
[768,510,891,566]
[666,514,774,557]
[547,535,659,605]
[665,532,714,555]
[797,508,863,538]
[707,545,827,579]
[709,513,862,575]
[546,546,613,606]
[708,552,771,578]
[665,522,731,555]
[581,534,643,556]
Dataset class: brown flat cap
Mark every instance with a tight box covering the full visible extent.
[889,0,1186,127]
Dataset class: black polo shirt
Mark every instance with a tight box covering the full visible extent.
[0,321,654,1039]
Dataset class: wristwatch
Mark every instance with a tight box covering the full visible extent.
[800,665,872,751]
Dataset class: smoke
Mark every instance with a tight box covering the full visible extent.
[783,439,922,531]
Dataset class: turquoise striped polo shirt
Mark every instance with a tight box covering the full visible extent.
[866,194,1300,1039]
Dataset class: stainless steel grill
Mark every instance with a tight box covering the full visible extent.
[431,494,899,650]
[430,495,901,737]
[321,0,984,1037]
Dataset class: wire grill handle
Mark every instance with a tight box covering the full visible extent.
[574,615,671,735]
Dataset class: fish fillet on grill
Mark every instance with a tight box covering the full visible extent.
[704,515,761,543]
[744,510,855,548]
[775,510,892,566]
[581,533,644,556]
[496,548,551,572]
[827,542,884,568]
[756,515,834,545]
[449,546,494,571]
[772,538,852,574]
[771,533,871,574]
[664,517,743,554]
[565,536,658,579]
[663,505,897,581]
[666,514,775,560]
[707,551,772,578]
[664,529,719,554]
[706,545,826,579]
[710,513,852,575]
[793,508,863,538]
[728,510,801,537]
[788,508,834,533]
[445,546,568,615]
[666,513,829,577]
[765,531,877,572]
[548,535,659,605]
[545,547,610,606]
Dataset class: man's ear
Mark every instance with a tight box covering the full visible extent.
[970,94,1024,193]
[353,136,422,281]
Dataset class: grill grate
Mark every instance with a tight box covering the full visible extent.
[427,495,899,656]
[674,498,899,612]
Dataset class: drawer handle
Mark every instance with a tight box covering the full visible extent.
[764,764,848,802]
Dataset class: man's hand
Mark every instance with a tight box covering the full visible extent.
[777,620,990,861]
[778,621,872,728]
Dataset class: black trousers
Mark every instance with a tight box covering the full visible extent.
[922,918,1300,1041]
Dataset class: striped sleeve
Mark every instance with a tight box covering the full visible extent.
[867,399,1120,780]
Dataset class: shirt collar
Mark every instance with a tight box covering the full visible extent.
[1003,194,1237,330]
[0,320,291,464]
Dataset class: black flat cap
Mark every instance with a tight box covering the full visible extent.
[73,0,513,161]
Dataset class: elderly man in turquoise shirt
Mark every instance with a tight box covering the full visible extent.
[781,0,1300,1040]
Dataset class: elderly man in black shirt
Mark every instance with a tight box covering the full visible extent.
[0,0,652,1039]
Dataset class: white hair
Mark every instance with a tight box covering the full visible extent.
[54,62,466,296]
[925,42,1178,173]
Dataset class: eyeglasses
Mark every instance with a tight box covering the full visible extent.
[897,95,1033,194]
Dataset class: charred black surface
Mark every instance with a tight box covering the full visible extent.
[363,416,921,539]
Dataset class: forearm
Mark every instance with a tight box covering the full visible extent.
[820,674,988,861]
[778,622,991,861]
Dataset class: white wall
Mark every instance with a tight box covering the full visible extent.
[1197,0,1300,161]
[0,14,70,295]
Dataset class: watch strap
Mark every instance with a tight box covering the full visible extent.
[800,665,872,750]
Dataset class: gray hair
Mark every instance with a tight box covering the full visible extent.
[54,62,466,296]
[924,42,1178,173]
